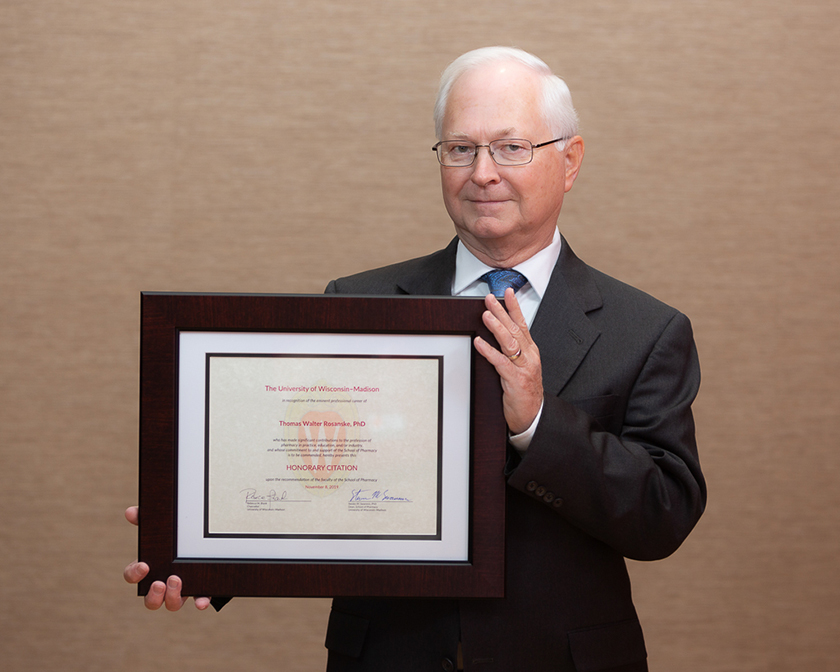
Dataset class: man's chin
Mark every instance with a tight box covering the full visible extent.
[462,216,517,239]
[455,220,520,254]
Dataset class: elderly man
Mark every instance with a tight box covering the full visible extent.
[126,47,705,672]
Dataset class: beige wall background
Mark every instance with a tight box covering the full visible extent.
[1,1,838,670]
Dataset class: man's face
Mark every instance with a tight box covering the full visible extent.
[439,62,580,266]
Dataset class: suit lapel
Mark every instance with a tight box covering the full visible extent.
[395,237,458,296]
[530,237,602,397]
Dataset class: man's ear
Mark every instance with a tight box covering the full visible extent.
[564,136,585,192]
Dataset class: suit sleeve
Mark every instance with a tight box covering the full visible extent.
[506,311,706,561]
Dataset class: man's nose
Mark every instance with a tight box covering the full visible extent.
[470,145,501,185]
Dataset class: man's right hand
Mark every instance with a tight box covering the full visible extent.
[123,506,211,611]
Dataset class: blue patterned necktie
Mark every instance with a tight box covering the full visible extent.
[480,269,528,299]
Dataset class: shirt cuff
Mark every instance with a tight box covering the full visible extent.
[508,400,544,454]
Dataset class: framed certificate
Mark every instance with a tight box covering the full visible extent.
[138,292,506,598]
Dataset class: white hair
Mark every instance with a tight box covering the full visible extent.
[433,46,580,144]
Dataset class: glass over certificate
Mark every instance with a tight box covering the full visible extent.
[178,331,471,562]
[139,293,506,598]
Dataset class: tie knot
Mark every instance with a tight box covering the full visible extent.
[480,269,528,299]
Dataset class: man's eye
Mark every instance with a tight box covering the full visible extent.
[502,143,527,153]
[450,144,474,155]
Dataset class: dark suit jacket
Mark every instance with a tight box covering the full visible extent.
[319,236,705,671]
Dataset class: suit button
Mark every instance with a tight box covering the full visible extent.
[441,658,455,672]
[543,492,554,503]
[552,498,563,508]
[526,481,538,492]
[535,486,547,497]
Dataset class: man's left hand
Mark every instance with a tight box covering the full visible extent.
[473,288,544,435]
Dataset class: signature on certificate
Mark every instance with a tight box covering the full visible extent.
[349,488,411,503]
[240,488,287,502]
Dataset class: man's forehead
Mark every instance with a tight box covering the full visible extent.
[445,127,518,140]
[443,62,542,116]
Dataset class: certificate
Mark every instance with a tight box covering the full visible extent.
[139,293,506,598]
[207,353,442,539]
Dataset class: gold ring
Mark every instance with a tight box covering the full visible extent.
[508,348,522,361]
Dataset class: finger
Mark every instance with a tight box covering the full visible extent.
[194,596,211,611]
[124,560,149,584]
[125,506,139,526]
[164,576,188,611]
[483,293,533,353]
[483,293,516,330]
[490,289,533,349]
[144,580,166,610]
[501,288,531,336]
[482,305,522,357]
[482,317,519,357]
[474,335,511,368]
[475,335,536,389]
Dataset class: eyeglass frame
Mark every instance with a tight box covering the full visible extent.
[431,137,569,167]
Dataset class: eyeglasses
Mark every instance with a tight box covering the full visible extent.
[431,137,568,167]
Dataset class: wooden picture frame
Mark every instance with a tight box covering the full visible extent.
[138,292,506,598]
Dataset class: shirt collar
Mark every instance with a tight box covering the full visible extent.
[452,228,562,299]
